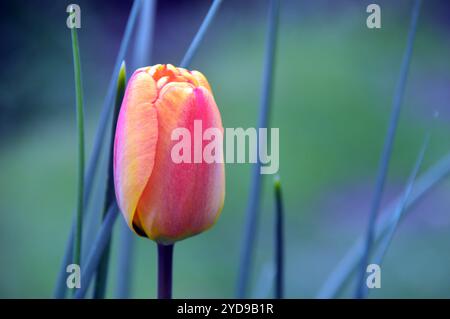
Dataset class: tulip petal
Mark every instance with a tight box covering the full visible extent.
[191,70,212,93]
[114,69,158,233]
[136,84,225,243]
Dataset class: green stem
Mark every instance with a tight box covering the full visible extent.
[70,20,85,272]
[93,62,127,298]
[366,134,429,298]
[355,0,421,298]
[237,0,280,298]
[317,150,450,299]
[274,176,284,299]
[53,0,142,298]
[74,203,119,299]
[180,0,223,68]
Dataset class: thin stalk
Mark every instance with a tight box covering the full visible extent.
[317,150,450,299]
[274,176,284,299]
[369,113,439,278]
[252,263,275,298]
[237,0,280,298]
[365,134,429,298]
[157,244,174,299]
[54,0,142,298]
[355,0,422,298]
[74,203,119,299]
[115,220,135,298]
[180,0,223,68]
[70,16,85,273]
[93,62,127,298]
[133,0,156,70]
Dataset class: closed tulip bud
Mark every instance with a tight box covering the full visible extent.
[114,64,225,244]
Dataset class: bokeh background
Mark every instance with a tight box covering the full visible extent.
[1,0,450,298]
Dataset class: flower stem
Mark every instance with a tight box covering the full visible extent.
[180,0,223,68]
[53,0,141,298]
[70,16,85,272]
[318,150,450,298]
[157,244,174,299]
[93,61,127,299]
[355,0,421,299]
[74,203,119,299]
[115,222,135,298]
[237,0,280,298]
[274,176,284,299]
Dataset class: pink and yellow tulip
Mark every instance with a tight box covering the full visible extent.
[113,64,225,244]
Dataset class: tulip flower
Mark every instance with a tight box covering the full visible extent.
[113,64,225,245]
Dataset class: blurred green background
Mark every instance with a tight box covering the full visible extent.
[1,0,450,298]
